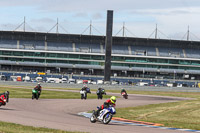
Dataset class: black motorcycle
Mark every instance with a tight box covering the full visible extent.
[96,89,106,99]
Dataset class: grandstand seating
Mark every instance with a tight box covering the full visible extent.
[47,42,73,52]
[131,46,157,56]
[112,44,129,55]
[158,47,183,58]
[185,48,200,58]
[20,40,45,50]
[1,39,200,60]
[0,40,17,49]
[75,43,101,53]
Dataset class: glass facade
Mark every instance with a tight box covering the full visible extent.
[0,50,200,71]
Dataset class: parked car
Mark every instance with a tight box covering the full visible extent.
[76,79,83,84]
[68,78,76,84]
[97,80,103,84]
[59,78,67,83]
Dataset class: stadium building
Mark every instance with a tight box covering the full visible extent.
[0,31,200,80]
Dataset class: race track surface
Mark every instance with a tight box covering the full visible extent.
[0,93,192,133]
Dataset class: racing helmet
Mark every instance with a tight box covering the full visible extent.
[84,85,87,87]
[110,96,116,104]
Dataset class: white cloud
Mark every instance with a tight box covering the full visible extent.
[0,0,200,39]
[1,0,200,11]
[31,18,56,24]
[73,12,89,18]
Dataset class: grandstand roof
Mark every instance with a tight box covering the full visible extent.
[0,31,200,49]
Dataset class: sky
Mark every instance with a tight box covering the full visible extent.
[1,0,200,41]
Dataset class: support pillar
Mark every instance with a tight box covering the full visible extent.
[104,10,113,82]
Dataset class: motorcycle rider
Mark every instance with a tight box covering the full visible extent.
[80,85,90,99]
[34,83,42,98]
[81,85,87,91]
[96,87,106,99]
[0,91,9,102]
[0,91,9,97]
[95,96,116,117]
[121,88,127,95]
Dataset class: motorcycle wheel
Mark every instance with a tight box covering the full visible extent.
[90,113,96,123]
[32,93,35,100]
[103,113,112,124]
[36,94,39,100]
[123,95,128,99]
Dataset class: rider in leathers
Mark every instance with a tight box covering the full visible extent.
[34,83,42,98]
[95,96,116,117]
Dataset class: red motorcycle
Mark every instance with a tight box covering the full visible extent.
[0,91,9,107]
[121,92,128,99]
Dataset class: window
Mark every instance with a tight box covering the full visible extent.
[13,51,23,56]
[80,55,90,59]
[35,59,44,63]
[46,60,57,63]
[92,55,104,60]
[57,53,64,58]
[24,52,34,56]
[69,54,79,58]
[47,53,56,57]
[169,60,178,64]
[112,56,124,61]
[2,51,12,55]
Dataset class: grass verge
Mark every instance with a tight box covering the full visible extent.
[0,87,111,99]
[0,121,83,133]
[115,90,200,130]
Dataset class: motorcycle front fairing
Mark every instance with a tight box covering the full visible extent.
[98,106,116,120]
[0,95,6,105]
[98,109,108,120]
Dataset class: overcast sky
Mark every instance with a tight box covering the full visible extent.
[1,0,200,40]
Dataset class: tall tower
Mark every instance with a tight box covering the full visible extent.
[104,10,113,82]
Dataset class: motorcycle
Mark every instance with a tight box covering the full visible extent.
[32,89,39,100]
[96,89,106,99]
[80,90,87,99]
[90,105,116,124]
[0,91,9,107]
[80,87,91,100]
[121,92,128,99]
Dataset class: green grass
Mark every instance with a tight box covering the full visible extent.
[114,90,200,130]
[0,87,111,99]
[0,121,83,133]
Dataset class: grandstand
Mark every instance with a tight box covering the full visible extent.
[0,31,200,80]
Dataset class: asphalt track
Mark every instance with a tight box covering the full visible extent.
[0,89,194,133]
